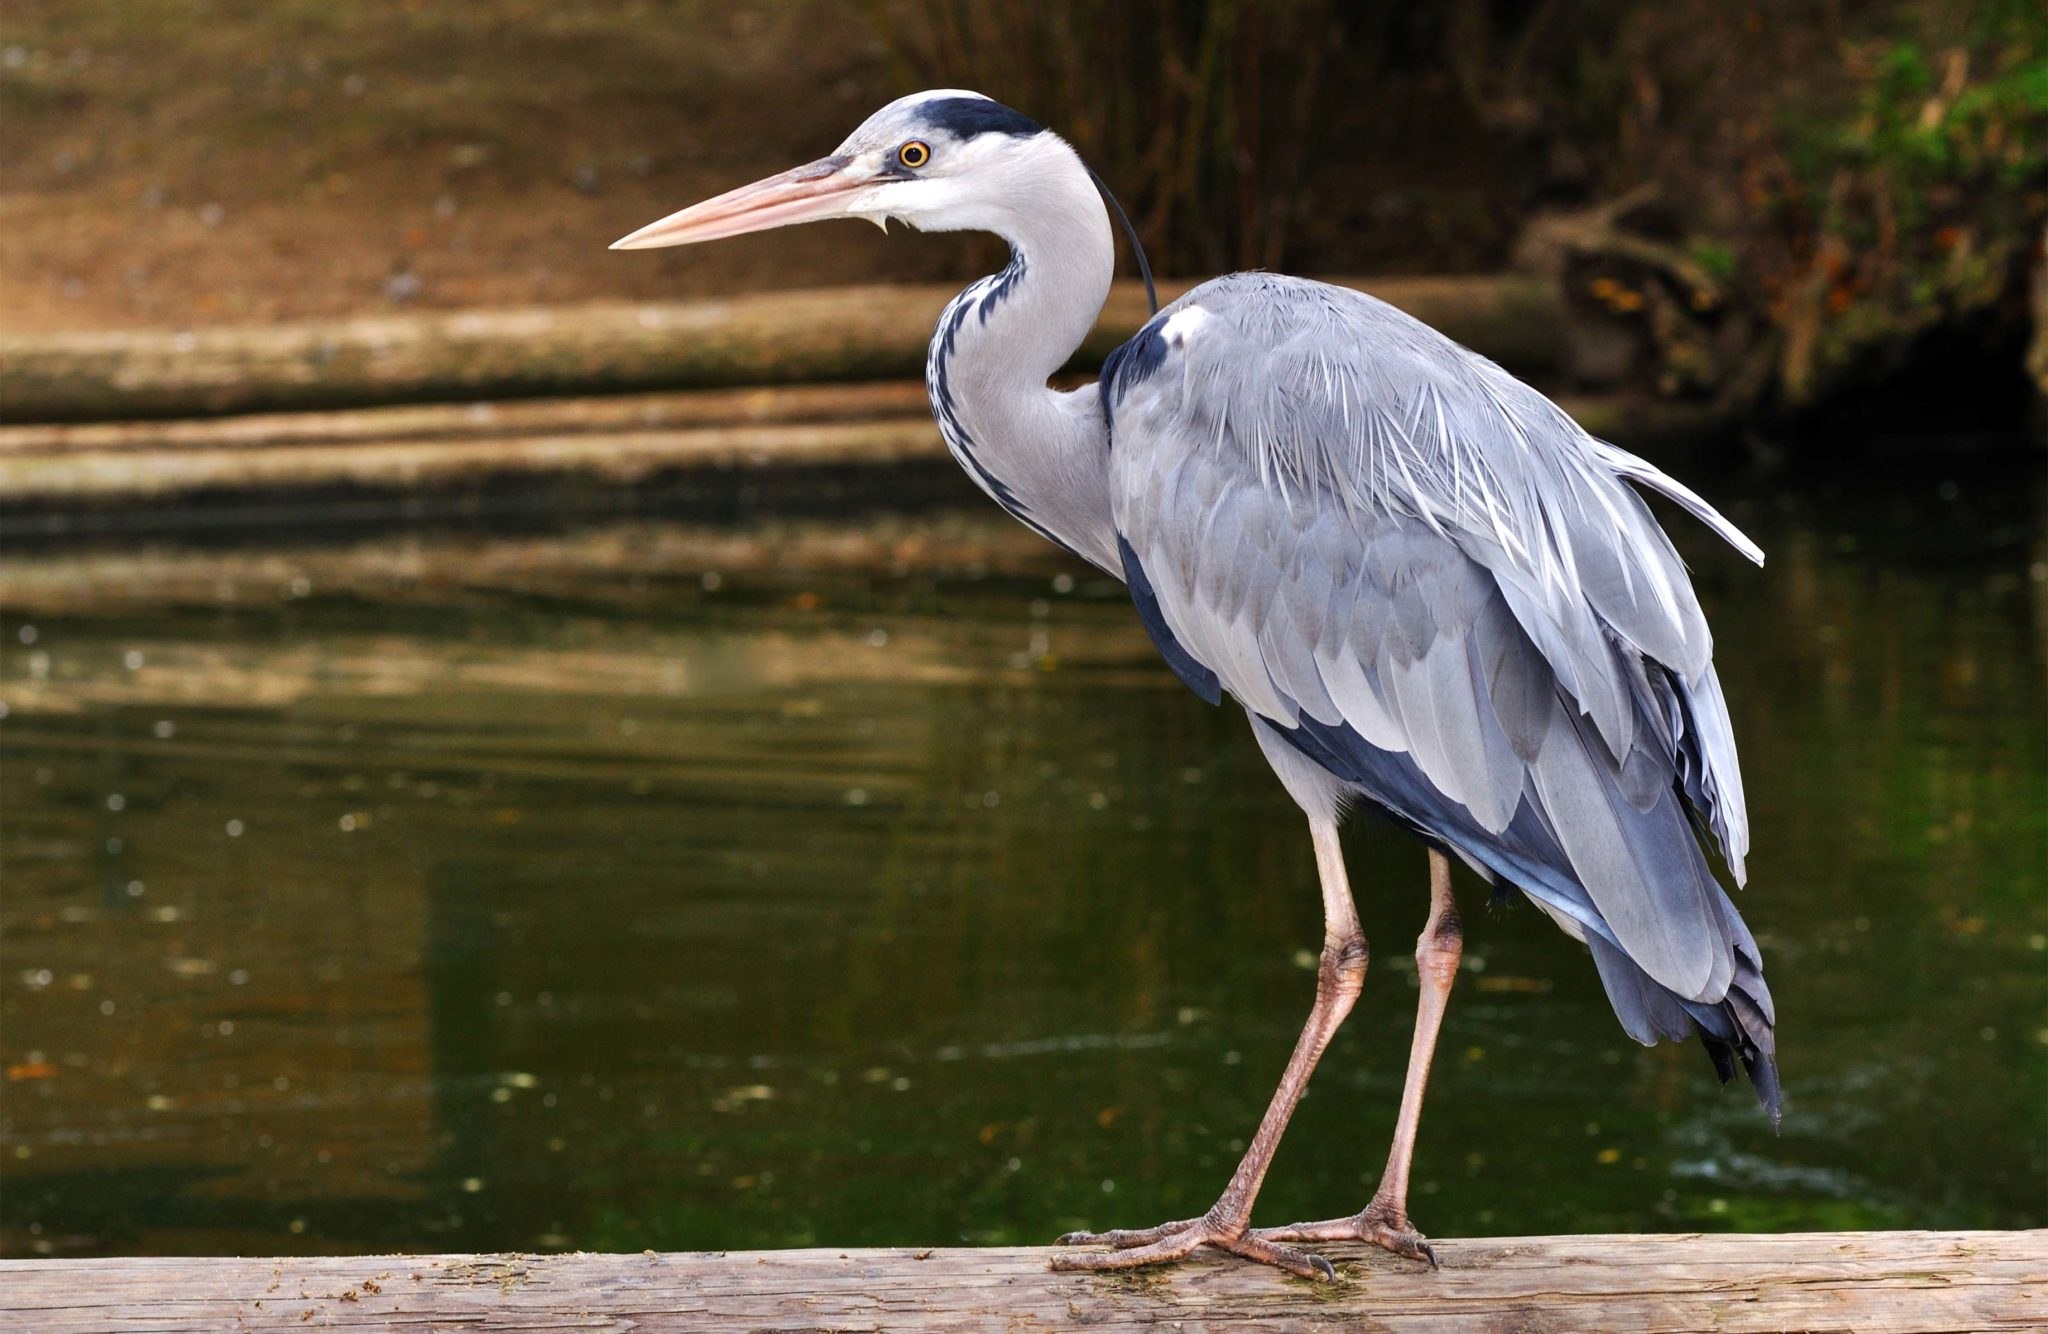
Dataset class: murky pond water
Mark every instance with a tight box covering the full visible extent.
[3,457,2043,1258]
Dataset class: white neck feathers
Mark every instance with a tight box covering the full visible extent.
[923,135,1122,574]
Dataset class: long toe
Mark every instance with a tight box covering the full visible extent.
[1220,1232,1339,1281]
[1051,1216,1339,1282]
[1049,1221,1210,1273]
[1249,1210,1439,1269]
[1360,1202,1438,1268]
[1371,1225,1437,1268]
[1244,1216,1364,1245]
[1054,1216,1204,1250]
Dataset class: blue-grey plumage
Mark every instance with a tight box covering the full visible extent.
[1106,274,1775,1113]
[613,88,1777,1280]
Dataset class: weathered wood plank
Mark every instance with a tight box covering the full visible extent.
[2,1232,2041,1331]
[0,417,944,501]
[0,378,1726,508]
[0,510,1068,613]
[0,382,936,455]
[0,275,1561,422]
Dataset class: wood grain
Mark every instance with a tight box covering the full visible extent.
[0,376,1723,508]
[0,275,1561,423]
[4,1231,2041,1331]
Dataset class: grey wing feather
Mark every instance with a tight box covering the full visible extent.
[1107,273,1762,1005]
[1591,440,1766,566]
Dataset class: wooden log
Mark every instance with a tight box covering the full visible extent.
[1,1231,2040,1331]
[0,381,936,455]
[0,379,1728,508]
[0,417,944,502]
[0,511,1068,614]
[0,275,1561,423]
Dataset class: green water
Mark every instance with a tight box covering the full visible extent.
[2,460,2043,1258]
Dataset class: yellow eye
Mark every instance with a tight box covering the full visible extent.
[898,140,931,169]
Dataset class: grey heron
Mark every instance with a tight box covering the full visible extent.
[614,89,1779,1281]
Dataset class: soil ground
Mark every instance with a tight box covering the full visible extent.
[1,2,1535,337]
[0,2,998,334]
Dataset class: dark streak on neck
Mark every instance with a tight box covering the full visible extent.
[926,249,1089,564]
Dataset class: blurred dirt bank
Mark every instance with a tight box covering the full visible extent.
[1,1,2041,426]
[0,3,947,333]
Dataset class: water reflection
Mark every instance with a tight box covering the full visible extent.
[2,462,2042,1258]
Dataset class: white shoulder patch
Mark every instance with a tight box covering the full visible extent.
[1161,306,1211,345]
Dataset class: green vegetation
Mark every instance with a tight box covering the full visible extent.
[0,1,2036,418]
[882,1,2045,416]
[1760,7,2047,403]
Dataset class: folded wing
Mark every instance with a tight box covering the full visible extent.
[1104,273,1776,1119]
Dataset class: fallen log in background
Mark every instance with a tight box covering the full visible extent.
[0,275,1561,423]
[0,381,935,455]
[0,380,1727,508]
[2,1231,2041,1331]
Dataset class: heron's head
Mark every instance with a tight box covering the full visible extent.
[611,89,1067,251]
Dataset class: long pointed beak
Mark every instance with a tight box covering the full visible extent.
[610,155,870,250]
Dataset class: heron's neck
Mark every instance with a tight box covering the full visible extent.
[925,143,1120,574]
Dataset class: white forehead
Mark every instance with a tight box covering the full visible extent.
[892,88,994,115]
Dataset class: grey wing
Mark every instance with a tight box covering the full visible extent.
[1104,274,1775,1108]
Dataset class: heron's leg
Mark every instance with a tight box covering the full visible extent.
[1052,819,1364,1282]
[1250,847,1461,1266]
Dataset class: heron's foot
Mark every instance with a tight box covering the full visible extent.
[1054,1216,1205,1251]
[1051,1210,1337,1282]
[1248,1200,1438,1269]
